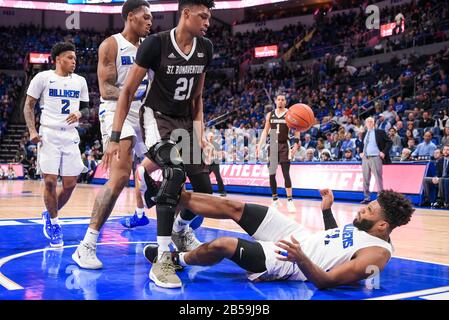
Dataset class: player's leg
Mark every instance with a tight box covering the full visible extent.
[42,173,62,246]
[172,172,212,251]
[178,191,308,242]
[37,127,62,242]
[57,176,78,210]
[269,170,279,206]
[145,140,187,288]
[43,175,78,248]
[144,237,267,274]
[119,164,152,228]
[72,137,133,269]
[281,162,296,213]
[268,145,280,208]
[87,137,133,230]
[43,174,59,220]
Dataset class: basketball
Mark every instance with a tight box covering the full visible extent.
[285,103,315,131]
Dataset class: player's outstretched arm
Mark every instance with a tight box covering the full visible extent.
[276,236,390,289]
[319,189,338,230]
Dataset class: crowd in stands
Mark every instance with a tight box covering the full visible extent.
[0,74,23,139]
[295,0,449,62]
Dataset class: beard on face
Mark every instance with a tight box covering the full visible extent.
[353,217,375,232]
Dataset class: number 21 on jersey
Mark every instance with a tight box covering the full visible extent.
[174,77,194,101]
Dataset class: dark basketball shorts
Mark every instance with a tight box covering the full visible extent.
[141,107,208,176]
[268,141,291,165]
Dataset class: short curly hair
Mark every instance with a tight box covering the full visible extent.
[179,0,215,11]
[51,42,76,61]
[121,0,150,20]
[377,190,414,229]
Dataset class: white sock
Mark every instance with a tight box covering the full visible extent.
[50,217,59,225]
[83,228,100,246]
[157,236,172,259]
[135,207,145,218]
[173,215,190,233]
[178,252,188,267]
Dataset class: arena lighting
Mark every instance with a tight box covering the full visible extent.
[0,0,288,13]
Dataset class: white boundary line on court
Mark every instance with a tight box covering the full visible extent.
[0,241,152,291]
[365,286,449,300]
[1,216,449,298]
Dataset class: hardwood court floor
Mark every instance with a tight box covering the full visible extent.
[1,180,448,265]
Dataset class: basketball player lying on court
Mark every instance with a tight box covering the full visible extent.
[144,189,414,289]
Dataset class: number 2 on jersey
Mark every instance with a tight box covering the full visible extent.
[61,99,70,114]
[174,77,194,101]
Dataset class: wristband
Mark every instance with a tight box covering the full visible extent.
[110,131,121,143]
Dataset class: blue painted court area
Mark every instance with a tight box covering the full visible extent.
[1,217,449,300]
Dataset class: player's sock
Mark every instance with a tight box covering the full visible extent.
[157,236,172,259]
[272,194,278,201]
[172,214,190,233]
[135,207,145,218]
[50,217,59,225]
[177,252,188,267]
[83,227,99,246]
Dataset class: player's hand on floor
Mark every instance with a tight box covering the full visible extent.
[101,141,120,170]
[319,189,334,211]
[275,235,304,263]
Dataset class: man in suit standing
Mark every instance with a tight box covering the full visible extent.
[422,144,449,208]
[360,117,393,204]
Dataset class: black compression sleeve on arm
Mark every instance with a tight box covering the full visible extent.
[135,34,161,71]
[323,208,338,230]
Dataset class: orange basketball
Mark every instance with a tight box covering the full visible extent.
[285,103,315,131]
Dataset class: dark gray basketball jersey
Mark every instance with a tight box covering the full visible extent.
[270,109,289,143]
[135,28,213,117]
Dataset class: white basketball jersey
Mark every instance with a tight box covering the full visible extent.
[289,224,393,281]
[100,33,150,116]
[27,70,89,129]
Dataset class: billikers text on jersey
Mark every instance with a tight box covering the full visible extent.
[135,28,213,117]
[270,110,289,143]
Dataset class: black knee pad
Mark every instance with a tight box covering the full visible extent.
[155,164,186,206]
[148,140,183,168]
[148,140,186,206]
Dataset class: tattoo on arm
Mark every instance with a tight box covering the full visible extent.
[98,38,120,101]
[24,96,37,133]
[102,70,121,100]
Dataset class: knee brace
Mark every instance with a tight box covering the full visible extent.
[149,140,186,206]
[148,140,183,168]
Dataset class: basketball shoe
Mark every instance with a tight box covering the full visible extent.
[287,200,297,213]
[120,210,150,228]
[72,241,103,269]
